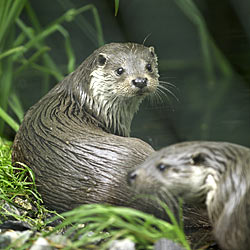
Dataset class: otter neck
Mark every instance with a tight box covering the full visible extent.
[60,65,146,137]
[85,94,144,137]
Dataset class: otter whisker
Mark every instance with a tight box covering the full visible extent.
[159,76,177,80]
[153,88,165,105]
[159,80,177,89]
[145,89,165,108]
[154,86,171,104]
[142,33,152,45]
[157,83,179,102]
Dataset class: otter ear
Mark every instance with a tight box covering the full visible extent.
[190,152,207,166]
[149,46,155,57]
[97,53,107,66]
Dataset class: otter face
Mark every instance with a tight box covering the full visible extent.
[89,43,159,99]
[128,142,218,205]
[81,43,160,136]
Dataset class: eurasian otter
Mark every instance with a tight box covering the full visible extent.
[12,42,164,214]
[128,141,250,250]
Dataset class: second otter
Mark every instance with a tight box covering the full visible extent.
[128,141,250,250]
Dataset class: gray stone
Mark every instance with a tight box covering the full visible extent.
[109,238,135,250]
[47,234,70,248]
[0,230,33,248]
[30,237,53,250]
[0,234,11,249]
[154,238,186,250]
[0,201,21,217]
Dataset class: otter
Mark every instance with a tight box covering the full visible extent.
[128,141,250,250]
[12,42,165,215]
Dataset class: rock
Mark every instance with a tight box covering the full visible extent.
[47,234,70,248]
[0,230,33,248]
[0,201,21,218]
[0,234,11,249]
[109,238,135,250]
[30,237,53,250]
[154,238,186,250]
[0,220,32,231]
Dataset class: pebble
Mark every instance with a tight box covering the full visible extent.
[0,233,11,249]
[0,230,33,249]
[109,238,135,250]
[30,237,53,250]
[154,238,186,250]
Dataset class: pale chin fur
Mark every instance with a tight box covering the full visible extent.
[88,69,146,137]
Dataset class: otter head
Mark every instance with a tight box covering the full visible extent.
[72,42,159,136]
[128,142,219,206]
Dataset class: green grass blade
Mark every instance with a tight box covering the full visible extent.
[24,1,42,32]
[54,3,105,46]
[91,4,105,46]
[0,52,14,134]
[115,0,120,16]
[29,62,64,80]
[8,93,25,123]
[0,46,25,60]
[0,0,27,48]
[16,18,63,81]
[15,46,50,74]
[175,0,215,88]
[0,107,19,132]
[56,25,75,73]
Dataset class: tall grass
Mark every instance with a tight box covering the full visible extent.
[0,0,104,137]
[0,138,48,228]
[42,203,191,250]
[115,0,120,16]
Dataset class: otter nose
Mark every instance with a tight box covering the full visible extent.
[127,170,137,186]
[132,77,148,89]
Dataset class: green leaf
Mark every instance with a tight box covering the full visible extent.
[0,107,19,132]
[115,0,120,16]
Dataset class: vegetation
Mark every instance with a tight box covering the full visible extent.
[0,0,104,136]
[44,203,190,250]
[0,138,50,229]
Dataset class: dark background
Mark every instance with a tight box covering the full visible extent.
[13,0,250,149]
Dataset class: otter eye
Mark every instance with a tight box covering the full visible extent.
[156,163,168,172]
[116,67,124,75]
[146,63,152,72]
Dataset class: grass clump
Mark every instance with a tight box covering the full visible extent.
[0,138,52,229]
[45,203,191,250]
